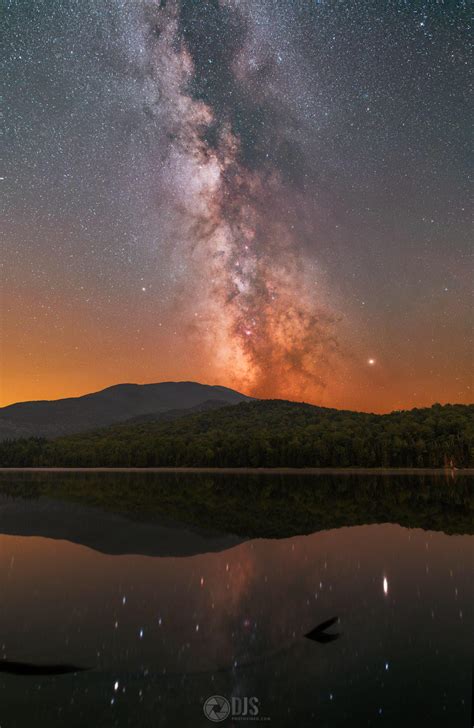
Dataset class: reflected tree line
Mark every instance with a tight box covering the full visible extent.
[0,470,472,536]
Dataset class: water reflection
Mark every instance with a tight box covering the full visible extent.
[0,470,472,542]
[0,473,472,727]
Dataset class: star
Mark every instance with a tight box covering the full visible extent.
[2,0,470,413]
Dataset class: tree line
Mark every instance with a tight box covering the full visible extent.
[0,400,472,468]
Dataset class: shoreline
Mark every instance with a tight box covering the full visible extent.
[1,467,473,475]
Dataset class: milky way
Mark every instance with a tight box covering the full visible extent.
[143,0,339,399]
[3,0,471,410]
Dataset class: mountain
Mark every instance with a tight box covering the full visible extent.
[0,381,251,441]
[1,399,472,468]
[121,398,233,425]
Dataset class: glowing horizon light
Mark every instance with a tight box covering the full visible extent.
[383,576,388,595]
[368,358,376,366]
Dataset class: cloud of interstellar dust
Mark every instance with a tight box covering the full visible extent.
[146,0,340,402]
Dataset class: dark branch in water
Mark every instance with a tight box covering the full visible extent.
[0,660,90,676]
[305,616,340,643]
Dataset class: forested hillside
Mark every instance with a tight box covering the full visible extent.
[0,400,472,468]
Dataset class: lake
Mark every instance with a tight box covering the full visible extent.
[0,471,472,727]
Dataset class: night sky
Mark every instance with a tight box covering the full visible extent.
[3,0,472,412]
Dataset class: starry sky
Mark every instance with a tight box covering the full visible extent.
[2,0,472,412]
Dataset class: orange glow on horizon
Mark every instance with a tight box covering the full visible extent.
[2,287,472,413]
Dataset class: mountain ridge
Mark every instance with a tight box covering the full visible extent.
[0,381,252,441]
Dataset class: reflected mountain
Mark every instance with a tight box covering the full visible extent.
[0,508,472,728]
[0,471,471,558]
[0,495,244,556]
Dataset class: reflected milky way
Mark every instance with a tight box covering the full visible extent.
[0,514,472,727]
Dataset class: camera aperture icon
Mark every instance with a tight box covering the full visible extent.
[203,695,231,722]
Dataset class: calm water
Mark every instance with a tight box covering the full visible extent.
[0,472,472,727]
